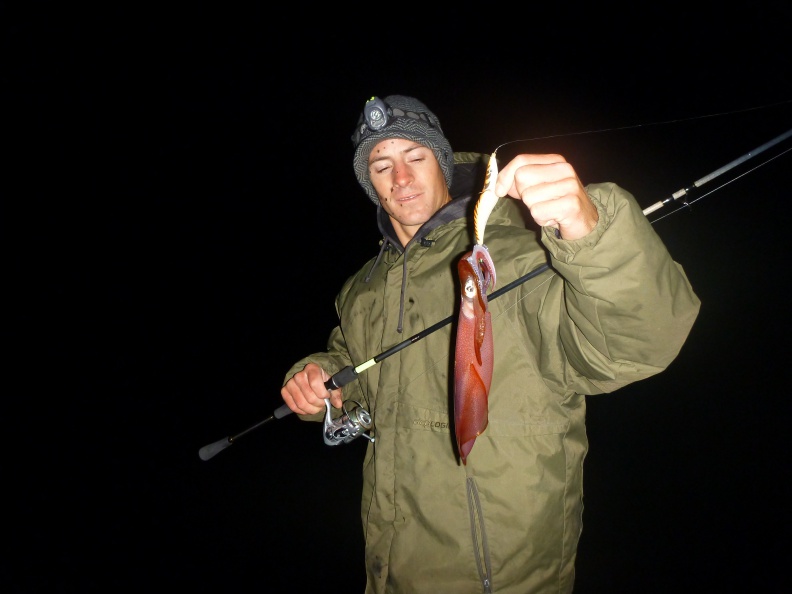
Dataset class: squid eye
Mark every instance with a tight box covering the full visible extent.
[464,278,477,298]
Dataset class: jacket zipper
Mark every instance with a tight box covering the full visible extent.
[466,477,493,593]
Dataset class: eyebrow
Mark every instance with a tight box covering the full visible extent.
[369,143,427,166]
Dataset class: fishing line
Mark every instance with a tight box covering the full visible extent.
[199,114,792,460]
[490,98,792,148]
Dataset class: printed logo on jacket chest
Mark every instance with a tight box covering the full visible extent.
[412,418,450,432]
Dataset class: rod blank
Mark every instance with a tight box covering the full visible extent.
[643,128,792,215]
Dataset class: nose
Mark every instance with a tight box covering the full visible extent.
[392,165,413,188]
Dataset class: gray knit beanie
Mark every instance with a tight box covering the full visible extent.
[351,95,454,205]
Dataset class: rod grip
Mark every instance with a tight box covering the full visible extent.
[325,365,359,390]
[273,403,293,419]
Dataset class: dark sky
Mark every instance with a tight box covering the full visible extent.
[7,7,792,593]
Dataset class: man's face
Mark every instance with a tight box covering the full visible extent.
[368,138,451,243]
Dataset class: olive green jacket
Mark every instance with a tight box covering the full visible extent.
[283,153,700,593]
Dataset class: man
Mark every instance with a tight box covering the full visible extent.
[280,95,700,593]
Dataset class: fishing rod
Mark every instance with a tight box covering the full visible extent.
[199,125,792,462]
[641,127,792,216]
[198,263,550,461]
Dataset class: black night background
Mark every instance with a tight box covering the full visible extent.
[6,6,792,593]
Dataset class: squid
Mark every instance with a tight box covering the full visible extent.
[454,151,499,465]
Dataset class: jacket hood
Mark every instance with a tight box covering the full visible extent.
[366,152,492,333]
[375,152,490,253]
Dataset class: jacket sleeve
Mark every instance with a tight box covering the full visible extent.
[541,182,701,392]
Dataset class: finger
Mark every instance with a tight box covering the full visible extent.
[518,176,582,211]
[523,182,599,239]
[495,154,569,197]
[281,384,313,415]
[527,195,578,229]
[286,370,324,414]
[307,366,335,401]
[329,389,344,409]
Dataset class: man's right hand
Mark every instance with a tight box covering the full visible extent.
[280,362,343,415]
